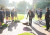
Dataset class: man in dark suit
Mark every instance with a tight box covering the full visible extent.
[0,9,4,29]
[45,8,50,31]
[6,9,10,20]
[27,10,34,26]
[2,9,5,22]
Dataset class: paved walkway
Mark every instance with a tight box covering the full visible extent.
[32,23,50,35]
[0,20,50,35]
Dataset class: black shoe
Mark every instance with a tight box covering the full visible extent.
[29,24,31,26]
[12,20,14,22]
[45,29,49,31]
[0,27,3,29]
[27,25,30,26]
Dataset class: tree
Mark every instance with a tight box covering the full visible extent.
[36,1,50,9]
[0,0,9,7]
[17,1,32,14]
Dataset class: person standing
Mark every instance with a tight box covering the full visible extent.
[12,8,17,21]
[45,8,50,31]
[39,9,42,20]
[14,9,17,21]
[32,9,36,15]
[27,10,34,26]
[6,9,10,20]
[11,9,14,21]
[36,8,41,19]
[36,8,43,24]
[2,9,5,22]
[0,9,4,29]
[32,9,35,21]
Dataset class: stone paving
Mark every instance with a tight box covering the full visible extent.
[0,20,50,35]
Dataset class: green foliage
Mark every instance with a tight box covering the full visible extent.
[36,1,50,9]
[0,4,5,8]
[2,24,8,27]
[18,32,35,35]
[17,1,32,14]
[17,1,27,10]
[17,1,27,14]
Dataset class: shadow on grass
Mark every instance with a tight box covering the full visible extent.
[0,26,7,34]
[23,27,32,31]
[33,20,50,32]
[33,20,46,27]
[8,21,18,31]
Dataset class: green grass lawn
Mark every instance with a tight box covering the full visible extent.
[42,25,46,28]
[18,32,35,35]
[16,14,24,20]
[2,14,45,25]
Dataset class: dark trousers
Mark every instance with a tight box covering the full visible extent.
[46,20,50,29]
[29,18,32,26]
